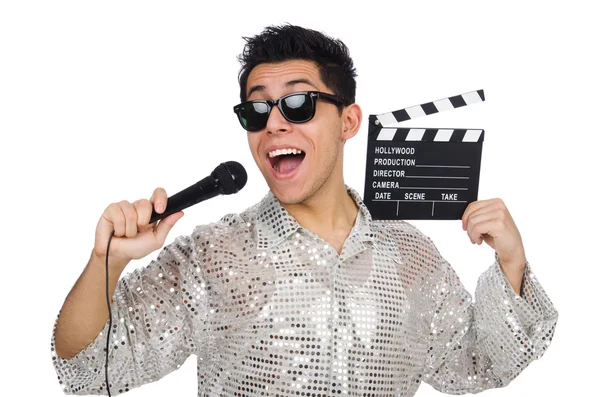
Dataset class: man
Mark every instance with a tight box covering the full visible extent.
[51,24,557,396]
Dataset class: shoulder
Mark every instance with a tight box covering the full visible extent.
[189,212,250,248]
[188,197,266,250]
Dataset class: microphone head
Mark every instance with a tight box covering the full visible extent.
[212,161,247,194]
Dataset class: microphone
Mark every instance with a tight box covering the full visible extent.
[149,161,247,224]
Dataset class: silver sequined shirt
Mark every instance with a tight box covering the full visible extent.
[51,186,558,396]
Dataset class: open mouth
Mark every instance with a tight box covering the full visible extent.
[267,148,306,175]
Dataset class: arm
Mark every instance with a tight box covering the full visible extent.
[420,236,558,394]
[461,197,527,296]
[51,231,210,395]
[53,252,128,361]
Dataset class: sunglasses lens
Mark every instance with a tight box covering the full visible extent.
[238,102,270,131]
[236,93,319,131]
[281,94,314,122]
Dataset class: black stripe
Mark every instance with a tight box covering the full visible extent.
[392,109,410,122]
[449,95,467,108]
[421,102,438,115]
[422,129,439,141]
[393,128,410,141]
[477,89,485,101]
[450,129,466,142]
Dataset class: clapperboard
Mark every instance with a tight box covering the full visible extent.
[363,90,485,220]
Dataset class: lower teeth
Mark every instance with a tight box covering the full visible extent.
[274,164,279,173]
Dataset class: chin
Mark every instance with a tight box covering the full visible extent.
[268,182,307,205]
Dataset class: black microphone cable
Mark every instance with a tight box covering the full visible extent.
[105,229,116,396]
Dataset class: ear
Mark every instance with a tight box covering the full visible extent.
[341,103,362,142]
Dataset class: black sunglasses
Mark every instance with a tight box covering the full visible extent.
[233,91,344,132]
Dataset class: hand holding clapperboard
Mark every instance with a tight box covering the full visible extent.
[363,89,486,220]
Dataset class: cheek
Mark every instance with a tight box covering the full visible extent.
[310,135,338,170]
[319,121,343,154]
[247,134,261,161]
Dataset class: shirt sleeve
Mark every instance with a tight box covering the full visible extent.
[418,233,558,394]
[50,227,212,395]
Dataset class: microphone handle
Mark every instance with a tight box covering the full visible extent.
[149,175,222,224]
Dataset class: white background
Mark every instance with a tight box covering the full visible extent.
[1,1,597,396]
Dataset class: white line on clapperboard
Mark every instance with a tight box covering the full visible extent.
[415,165,470,168]
[373,199,469,216]
[407,166,471,179]
[397,187,468,190]
[406,176,468,179]
[371,89,484,216]
[408,164,471,178]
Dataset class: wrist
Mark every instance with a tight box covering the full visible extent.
[497,250,526,273]
[496,253,526,295]
[90,250,130,273]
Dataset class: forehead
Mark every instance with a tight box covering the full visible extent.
[246,60,325,95]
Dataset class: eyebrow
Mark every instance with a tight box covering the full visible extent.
[247,78,319,99]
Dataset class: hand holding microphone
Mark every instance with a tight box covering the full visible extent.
[92,161,247,267]
[92,186,180,265]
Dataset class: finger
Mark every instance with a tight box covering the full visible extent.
[462,198,504,231]
[467,209,503,244]
[465,204,501,228]
[150,187,168,214]
[470,219,498,245]
[462,200,489,230]
[118,200,138,238]
[154,211,184,244]
[134,199,153,230]
[105,203,126,237]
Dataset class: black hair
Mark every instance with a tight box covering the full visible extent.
[237,24,357,107]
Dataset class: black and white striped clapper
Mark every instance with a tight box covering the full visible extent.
[363,89,485,220]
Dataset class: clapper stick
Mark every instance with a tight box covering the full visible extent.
[363,90,485,220]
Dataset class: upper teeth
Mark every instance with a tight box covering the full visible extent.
[268,148,303,158]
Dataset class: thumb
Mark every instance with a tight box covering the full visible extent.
[154,211,184,244]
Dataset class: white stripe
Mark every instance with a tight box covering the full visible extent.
[376,113,398,127]
[463,129,483,142]
[434,129,454,142]
[405,105,426,119]
[406,128,426,141]
[462,91,483,105]
[432,98,453,112]
[376,129,397,141]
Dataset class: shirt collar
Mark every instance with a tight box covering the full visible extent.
[251,185,376,250]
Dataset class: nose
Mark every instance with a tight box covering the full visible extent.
[265,104,291,135]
